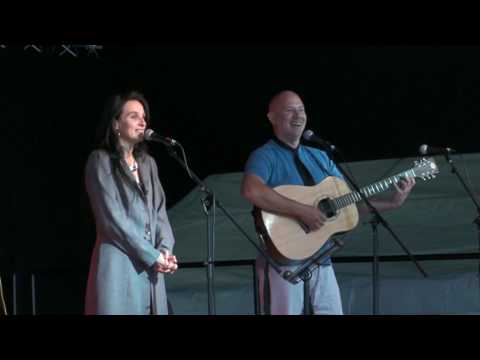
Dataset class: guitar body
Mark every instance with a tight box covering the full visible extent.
[255,176,359,265]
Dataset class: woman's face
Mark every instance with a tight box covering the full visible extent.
[114,100,147,145]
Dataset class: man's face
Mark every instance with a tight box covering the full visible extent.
[268,93,307,144]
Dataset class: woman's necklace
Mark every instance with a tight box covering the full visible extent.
[128,159,138,172]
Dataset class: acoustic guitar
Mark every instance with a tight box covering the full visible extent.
[254,157,439,265]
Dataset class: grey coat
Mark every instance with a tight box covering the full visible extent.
[84,149,175,315]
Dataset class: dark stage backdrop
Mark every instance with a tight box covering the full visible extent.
[2,44,479,313]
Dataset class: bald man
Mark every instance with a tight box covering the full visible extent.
[241,90,415,315]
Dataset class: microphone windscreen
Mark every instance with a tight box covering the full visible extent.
[419,144,428,155]
[303,129,314,141]
[144,129,155,141]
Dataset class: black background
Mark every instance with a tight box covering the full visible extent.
[2,43,479,313]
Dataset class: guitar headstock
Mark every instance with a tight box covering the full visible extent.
[413,157,440,181]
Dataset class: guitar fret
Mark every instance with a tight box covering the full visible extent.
[331,170,414,212]
[337,198,343,209]
[346,194,352,206]
[334,170,413,212]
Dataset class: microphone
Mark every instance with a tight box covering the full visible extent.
[302,130,337,152]
[419,144,455,155]
[144,129,177,146]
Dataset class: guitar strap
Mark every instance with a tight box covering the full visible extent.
[293,149,316,186]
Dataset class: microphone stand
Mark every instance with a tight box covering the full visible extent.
[164,143,283,315]
[282,238,345,314]
[443,152,480,288]
[319,142,428,315]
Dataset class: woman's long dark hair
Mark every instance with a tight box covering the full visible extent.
[95,90,150,160]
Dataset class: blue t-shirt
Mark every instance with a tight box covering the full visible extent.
[245,138,345,265]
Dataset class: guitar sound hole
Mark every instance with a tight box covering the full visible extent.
[318,198,336,218]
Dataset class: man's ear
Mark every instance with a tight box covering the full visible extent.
[267,111,275,126]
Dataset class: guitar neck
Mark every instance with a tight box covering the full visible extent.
[333,169,416,210]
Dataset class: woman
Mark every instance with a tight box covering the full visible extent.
[85,91,178,315]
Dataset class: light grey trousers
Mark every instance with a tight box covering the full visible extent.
[256,256,343,315]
